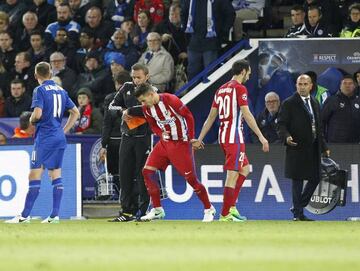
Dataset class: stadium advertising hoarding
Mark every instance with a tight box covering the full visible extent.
[0,144,81,218]
[161,144,360,221]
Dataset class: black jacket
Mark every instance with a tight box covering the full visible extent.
[302,20,334,38]
[109,82,149,136]
[101,92,122,148]
[29,1,57,28]
[253,109,280,143]
[285,24,306,38]
[5,93,32,117]
[11,66,38,95]
[322,91,360,143]
[278,93,327,181]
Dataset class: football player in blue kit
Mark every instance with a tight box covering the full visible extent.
[5,62,79,224]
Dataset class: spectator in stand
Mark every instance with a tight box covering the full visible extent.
[354,68,360,95]
[75,27,98,74]
[340,3,360,38]
[12,111,35,138]
[50,51,77,99]
[134,0,164,26]
[44,3,81,47]
[303,0,342,34]
[252,91,281,144]
[0,11,10,32]
[28,30,50,66]
[103,52,127,93]
[322,75,360,143]
[181,0,235,80]
[155,3,188,65]
[12,52,38,95]
[75,51,109,107]
[85,6,115,49]
[302,5,335,37]
[0,30,16,72]
[305,70,330,106]
[133,10,153,52]
[30,0,57,28]
[0,132,6,145]
[69,0,93,27]
[104,0,135,29]
[49,28,77,70]
[285,5,306,38]
[0,0,28,30]
[4,79,32,117]
[138,32,174,92]
[72,87,103,134]
[0,58,11,98]
[14,11,44,52]
[0,88,5,117]
[104,29,139,70]
[120,17,135,45]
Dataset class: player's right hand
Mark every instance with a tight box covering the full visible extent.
[99,148,107,161]
[286,136,298,147]
[162,131,170,141]
[259,136,269,152]
[191,139,204,150]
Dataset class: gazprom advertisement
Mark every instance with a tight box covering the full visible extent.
[161,144,360,221]
[0,144,81,219]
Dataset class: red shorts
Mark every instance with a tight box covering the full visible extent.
[220,143,249,171]
[146,140,196,176]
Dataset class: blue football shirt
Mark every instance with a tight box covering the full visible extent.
[31,80,75,149]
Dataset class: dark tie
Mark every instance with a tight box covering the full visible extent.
[305,98,316,140]
[304,98,312,117]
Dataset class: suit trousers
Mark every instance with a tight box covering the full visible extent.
[292,178,319,217]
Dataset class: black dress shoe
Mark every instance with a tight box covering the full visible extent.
[293,215,315,221]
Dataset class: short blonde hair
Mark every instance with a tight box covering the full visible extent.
[35,62,51,78]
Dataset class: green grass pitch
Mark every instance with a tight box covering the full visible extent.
[1,220,359,271]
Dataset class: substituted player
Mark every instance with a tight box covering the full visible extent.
[134,83,216,222]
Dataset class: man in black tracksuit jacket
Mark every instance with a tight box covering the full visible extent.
[100,71,132,197]
[108,64,151,222]
[322,75,360,143]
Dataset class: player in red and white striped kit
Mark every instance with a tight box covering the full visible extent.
[194,59,269,222]
[134,83,215,222]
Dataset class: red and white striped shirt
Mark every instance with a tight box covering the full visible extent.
[142,93,195,141]
[212,80,248,144]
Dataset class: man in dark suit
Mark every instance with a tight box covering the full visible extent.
[278,74,330,221]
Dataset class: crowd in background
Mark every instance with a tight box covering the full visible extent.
[0,0,359,144]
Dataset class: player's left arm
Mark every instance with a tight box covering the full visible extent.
[166,94,195,139]
[30,107,42,124]
[64,106,80,134]
[63,94,80,133]
[241,105,269,152]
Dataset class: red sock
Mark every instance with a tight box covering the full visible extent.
[221,187,235,216]
[185,173,211,209]
[233,174,246,206]
[142,168,161,208]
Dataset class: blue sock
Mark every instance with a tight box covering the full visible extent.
[50,178,63,218]
[21,180,41,218]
